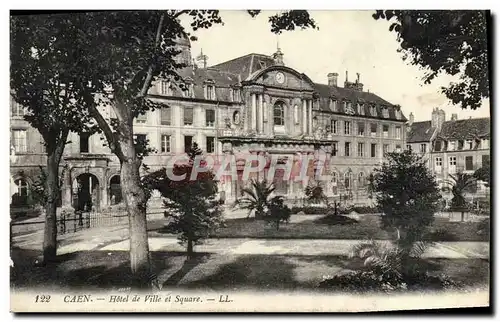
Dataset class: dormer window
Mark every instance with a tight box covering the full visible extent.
[357,103,364,115]
[382,106,389,118]
[395,108,401,120]
[205,84,216,100]
[466,139,474,150]
[330,99,337,112]
[183,83,194,98]
[449,141,457,151]
[345,101,355,115]
[160,80,172,96]
[230,88,241,102]
[370,105,377,116]
[11,96,25,117]
[259,61,267,69]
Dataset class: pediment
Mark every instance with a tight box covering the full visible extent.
[249,66,315,92]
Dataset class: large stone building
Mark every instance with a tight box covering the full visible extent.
[10,37,408,211]
[407,108,490,196]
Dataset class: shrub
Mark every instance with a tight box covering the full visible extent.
[290,206,330,215]
[318,270,406,293]
[476,218,490,238]
[265,197,292,231]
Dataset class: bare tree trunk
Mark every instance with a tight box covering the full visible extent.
[42,132,67,264]
[121,153,151,289]
[187,238,194,258]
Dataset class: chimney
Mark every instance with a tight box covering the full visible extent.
[327,73,338,86]
[431,107,446,130]
[409,112,414,126]
[451,113,458,121]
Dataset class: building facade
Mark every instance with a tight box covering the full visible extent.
[407,108,490,196]
[10,38,408,211]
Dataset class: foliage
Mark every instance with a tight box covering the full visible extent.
[476,218,490,239]
[30,165,68,208]
[291,206,330,215]
[265,197,292,231]
[145,143,223,256]
[236,179,279,219]
[304,181,328,206]
[443,172,477,211]
[373,10,489,110]
[474,160,490,187]
[349,240,428,278]
[318,270,406,293]
[369,150,441,251]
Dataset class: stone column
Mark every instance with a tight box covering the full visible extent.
[63,167,72,209]
[302,99,307,134]
[308,100,313,135]
[251,93,257,131]
[258,94,264,134]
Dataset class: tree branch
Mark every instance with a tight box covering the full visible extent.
[137,12,166,98]
[88,102,125,161]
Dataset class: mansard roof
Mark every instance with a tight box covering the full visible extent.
[438,117,490,140]
[209,53,276,80]
[407,121,436,143]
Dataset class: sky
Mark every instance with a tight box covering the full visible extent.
[180,10,490,122]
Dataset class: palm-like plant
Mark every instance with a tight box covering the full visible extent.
[236,179,278,219]
[349,240,428,279]
[443,172,477,221]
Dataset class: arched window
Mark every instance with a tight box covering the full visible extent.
[344,172,353,189]
[273,101,285,126]
[358,172,365,188]
[331,172,338,185]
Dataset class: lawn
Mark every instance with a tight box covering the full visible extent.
[150,214,489,242]
[10,247,489,292]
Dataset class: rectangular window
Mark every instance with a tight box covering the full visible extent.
[294,105,299,124]
[395,109,401,120]
[465,156,474,171]
[395,126,401,139]
[383,144,389,155]
[449,141,456,151]
[160,80,172,96]
[357,122,365,136]
[458,140,464,150]
[344,121,351,135]
[344,142,351,157]
[184,135,193,153]
[420,144,427,153]
[232,89,240,102]
[466,140,474,150]
[331,120,338,134]
[160,107,171,125]
[382,125,389,138]
[206,136,215,153]
[11,97,24,117]
[370,106,377,116]
[357,103,364,115]
[371,143,377,158]
[184,107,193,126]
[206,109,215,127]
[435,157,442,167]
[406,144,412,151]
[12,129,27,153]
[161,135,171,153]
[136,112,147,124]
[370,123,377,137]
[188,84,194,98]
[357,142,364,157]
[449,156,457,166]
[434,140,442,152]
[332,142,338,156]
[80,133,90,153]
[205,85,215,100]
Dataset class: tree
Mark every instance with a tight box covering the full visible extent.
[11,10,317,287]
[236,179,278,219]
[266,196,292,231]
[373,10,489,110]
[369,150,441,254]
[304,181,329,206]
[474,159,490,187]
[444,172,477,222]
[10,15,96,263]
[145,143,223,258]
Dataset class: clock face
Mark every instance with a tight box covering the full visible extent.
[275,72,285,84]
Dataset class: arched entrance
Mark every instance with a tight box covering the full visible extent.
[73,173,100,211]
[12,178,29,206]
[109,175,122,205]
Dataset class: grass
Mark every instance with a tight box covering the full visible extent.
[174,215,490,242]
[10,247,489,292]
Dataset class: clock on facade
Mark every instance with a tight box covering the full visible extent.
[275,72,285,84]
